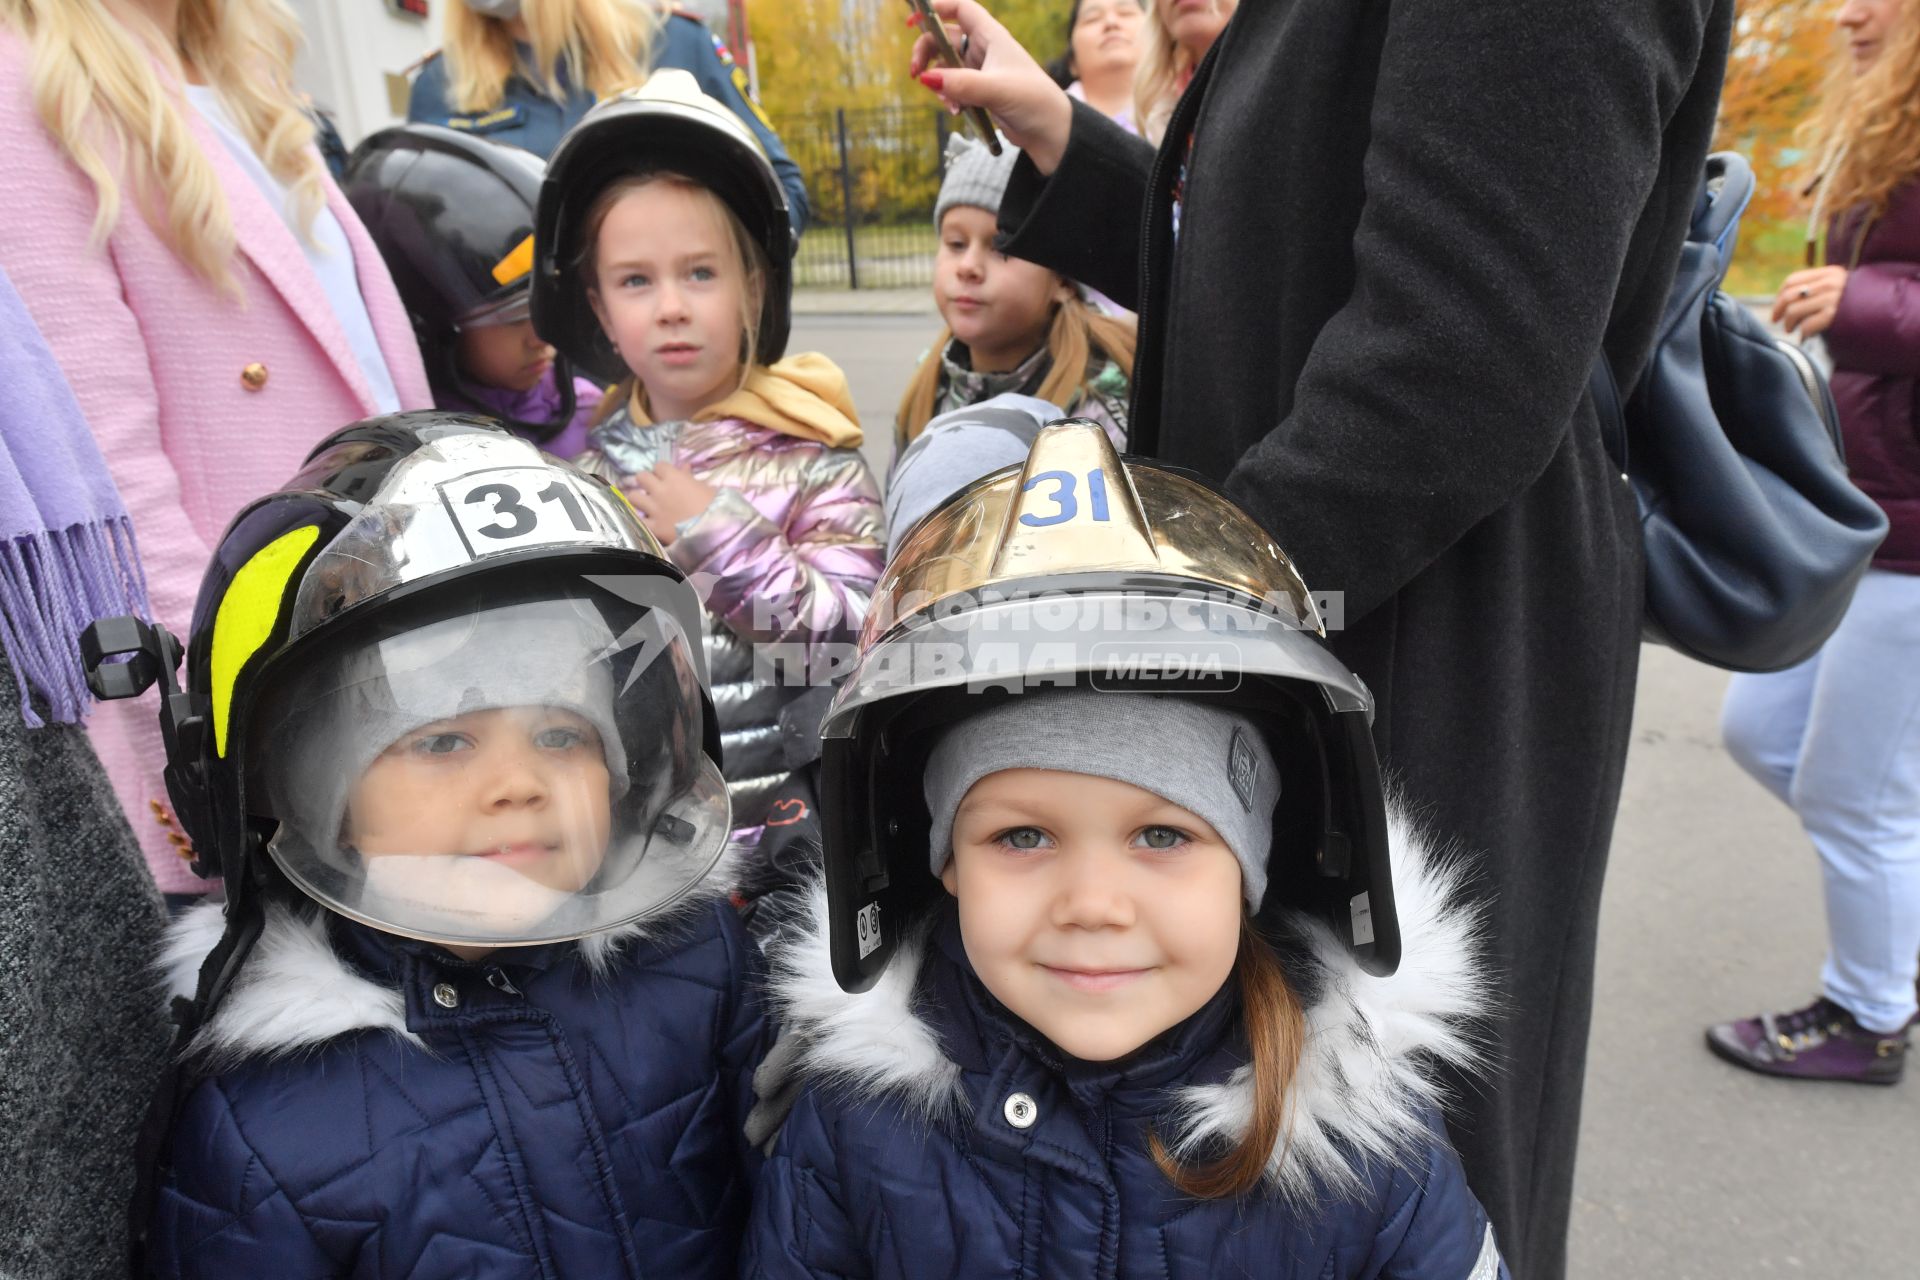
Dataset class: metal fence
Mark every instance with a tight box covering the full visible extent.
[773,104,957,290]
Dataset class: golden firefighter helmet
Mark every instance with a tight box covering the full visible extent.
[818,420,1398,991]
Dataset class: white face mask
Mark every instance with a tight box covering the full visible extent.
[363,853,576,937]
[463,0,523,19]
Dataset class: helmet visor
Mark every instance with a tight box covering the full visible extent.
[454,288,533,330]
[827,588,1370,737]
[254,583,728,946]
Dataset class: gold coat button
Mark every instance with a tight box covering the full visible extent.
[241,362,268,390]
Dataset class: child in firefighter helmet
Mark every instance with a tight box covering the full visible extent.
[743,422,1508,1279]
[344,125,603,453]
[116,412,767,1277]
[532,70,883,860]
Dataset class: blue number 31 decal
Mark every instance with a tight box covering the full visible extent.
[1019,469,1112,527]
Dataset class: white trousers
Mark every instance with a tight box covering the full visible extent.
[1721,569,1920,1034]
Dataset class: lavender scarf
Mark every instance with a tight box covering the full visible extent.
[0,267,149,727]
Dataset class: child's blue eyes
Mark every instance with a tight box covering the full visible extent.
[616,267,718,288]
[987,825,1193,853]
[405,728,592,758]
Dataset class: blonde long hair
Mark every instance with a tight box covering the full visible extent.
[1132,0,1236,145]
[0,0,323,291]
[895,293,1138,444]
[1149,923,1306,1199]
[1801,0,1920,233]
[442,0,657,113]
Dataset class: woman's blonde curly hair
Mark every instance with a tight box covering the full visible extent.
[1,0,324,293]
[1131,0,1236,145]
[1801,0,1920,233]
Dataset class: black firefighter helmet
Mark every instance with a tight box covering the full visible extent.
[532,68,794,384]
[342,125,579,442]
[83,412,728,1014]
[817,421,1400,992]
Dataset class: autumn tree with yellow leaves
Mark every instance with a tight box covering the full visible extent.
[747,0,1072,229]
[1716,0,1845,291]
[749,0,1073,117]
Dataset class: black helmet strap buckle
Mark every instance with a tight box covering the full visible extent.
[80,615,216,877]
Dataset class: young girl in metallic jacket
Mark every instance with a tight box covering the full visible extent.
[534,73,884,856]
[746,426,1507,1279]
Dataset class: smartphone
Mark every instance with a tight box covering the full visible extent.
[904,0,1002,155]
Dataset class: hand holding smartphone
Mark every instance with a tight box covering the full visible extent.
[905,0,1002,155]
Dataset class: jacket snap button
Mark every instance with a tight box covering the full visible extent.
[1003,1092,1037,1129]
[432,982,460,1009]
[241,362,268,390]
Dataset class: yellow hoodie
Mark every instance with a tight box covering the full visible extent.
[628,352,863,448]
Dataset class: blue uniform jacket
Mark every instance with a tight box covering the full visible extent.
[149,886,770,1279]
[746,812,1511,1280]
[408,13,810,235]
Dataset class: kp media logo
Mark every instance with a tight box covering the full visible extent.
[1087,641,1242,692]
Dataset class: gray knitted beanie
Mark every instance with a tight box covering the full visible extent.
[934,134,1021,229]
[924,692,1282,908]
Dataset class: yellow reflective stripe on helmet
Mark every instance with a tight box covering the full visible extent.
[491,234,535,286]
[210,524,320,757]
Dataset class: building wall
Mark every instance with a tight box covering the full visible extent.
[288,0,443,147]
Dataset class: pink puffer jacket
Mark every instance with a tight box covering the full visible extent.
[575,406,883,839]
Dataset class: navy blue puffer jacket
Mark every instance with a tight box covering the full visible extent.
[150,888,769,1279]
[746,813,1508,1280]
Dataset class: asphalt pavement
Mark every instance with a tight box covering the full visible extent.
[791,304,1918,1280]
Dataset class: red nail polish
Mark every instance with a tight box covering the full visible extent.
[906,10,920,25]
[919,69,945,91]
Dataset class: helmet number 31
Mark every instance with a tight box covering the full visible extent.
[440,466,612,558]
[1019,468,1112,528]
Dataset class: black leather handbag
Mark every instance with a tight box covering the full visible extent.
[1591,152,1889,673]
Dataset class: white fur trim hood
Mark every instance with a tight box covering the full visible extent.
[763,807,1493,1204]
[161,847,743,1068]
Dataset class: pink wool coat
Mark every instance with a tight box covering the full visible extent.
[0,33,431,893]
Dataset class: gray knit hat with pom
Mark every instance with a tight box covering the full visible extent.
[934,133,1020,228]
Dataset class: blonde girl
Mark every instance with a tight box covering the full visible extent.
[536,73,882,855]
[896,137,1137,457]
[743,431,1506,1279]
[0,0,429,901]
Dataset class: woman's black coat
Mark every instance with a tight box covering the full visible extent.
[998,1,1732,1276]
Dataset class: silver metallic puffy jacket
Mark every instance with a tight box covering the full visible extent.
[575,409,883,840]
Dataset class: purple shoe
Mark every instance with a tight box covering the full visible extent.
[1706,996,1908,1084]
